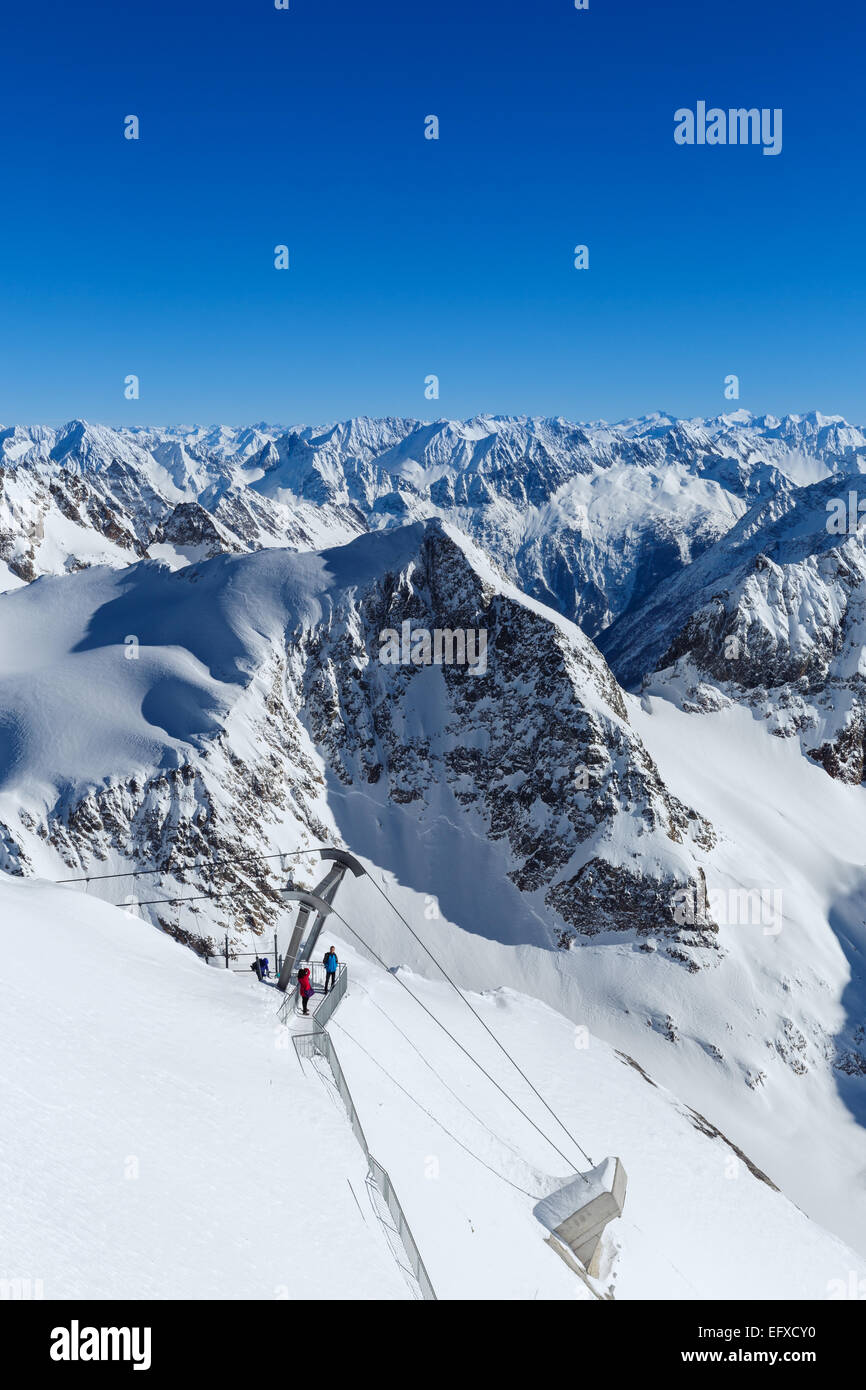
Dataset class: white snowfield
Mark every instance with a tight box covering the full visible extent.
[327,722,866,1268]
[1,874,863,1301]
[0,877,409,1301]
[331,953,866,1302]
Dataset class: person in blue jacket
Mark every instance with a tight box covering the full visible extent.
[323,946,339,993]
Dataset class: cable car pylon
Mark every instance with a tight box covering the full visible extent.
[275,849,366,992]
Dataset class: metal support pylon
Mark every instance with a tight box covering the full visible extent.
[275,848,366,991]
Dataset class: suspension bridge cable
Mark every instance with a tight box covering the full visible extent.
[353,981,547,1174]
[57,843,593,1175]
[123,878,589,1173]
[55,845,324,885]
[317,899,589,1178]
[54,844,691,1285]
[329,1020,542,1199]
[363,871,596,1170]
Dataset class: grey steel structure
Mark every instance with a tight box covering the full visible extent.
[279,955,437,1301]
[276,849,366,993]
[293,1018,437,1301]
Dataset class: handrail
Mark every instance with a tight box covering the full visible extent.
[283,968,437,1301]
[277,961,347,1026]
[312,966,348,1029]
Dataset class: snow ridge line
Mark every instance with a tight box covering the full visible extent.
[282,968,438,1302]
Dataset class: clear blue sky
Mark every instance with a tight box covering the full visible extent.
[2,0,864,425]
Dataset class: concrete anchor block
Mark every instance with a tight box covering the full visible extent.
[542,1157,627,1278]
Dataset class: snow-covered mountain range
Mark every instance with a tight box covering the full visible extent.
[5,411,865,638]
[3,410,866,1298]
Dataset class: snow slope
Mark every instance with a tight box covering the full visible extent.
[330,940,866,1300]
[0,875,410,1300]
[323,803,866,1270]
[2,872,862,1301]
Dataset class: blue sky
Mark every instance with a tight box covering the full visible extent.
[1,0,864,425]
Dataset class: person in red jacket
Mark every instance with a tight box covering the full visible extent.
[297,967,314,1015]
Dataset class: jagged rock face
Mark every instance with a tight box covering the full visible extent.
[15,664,336,954]
[604,474,866,785]
[294,527,716,947]
[836,1025,866,1077]
[0,522,717,954]
[153,501,244,556]
[0,453,158,585]
[546,858,716,944]
[49,472,146,554]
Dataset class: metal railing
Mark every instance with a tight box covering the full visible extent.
[285,969,437,1301]
[230,949,281,977]
[366,1153,437,1304]
[294,1026,373,1169]
[277,961,347,1025]
[312,964,348,1029]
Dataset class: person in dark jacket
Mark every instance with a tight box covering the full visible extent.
[322,947,339,993]
[298,967,314,1015]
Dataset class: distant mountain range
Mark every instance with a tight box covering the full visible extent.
[4,411,864,646]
